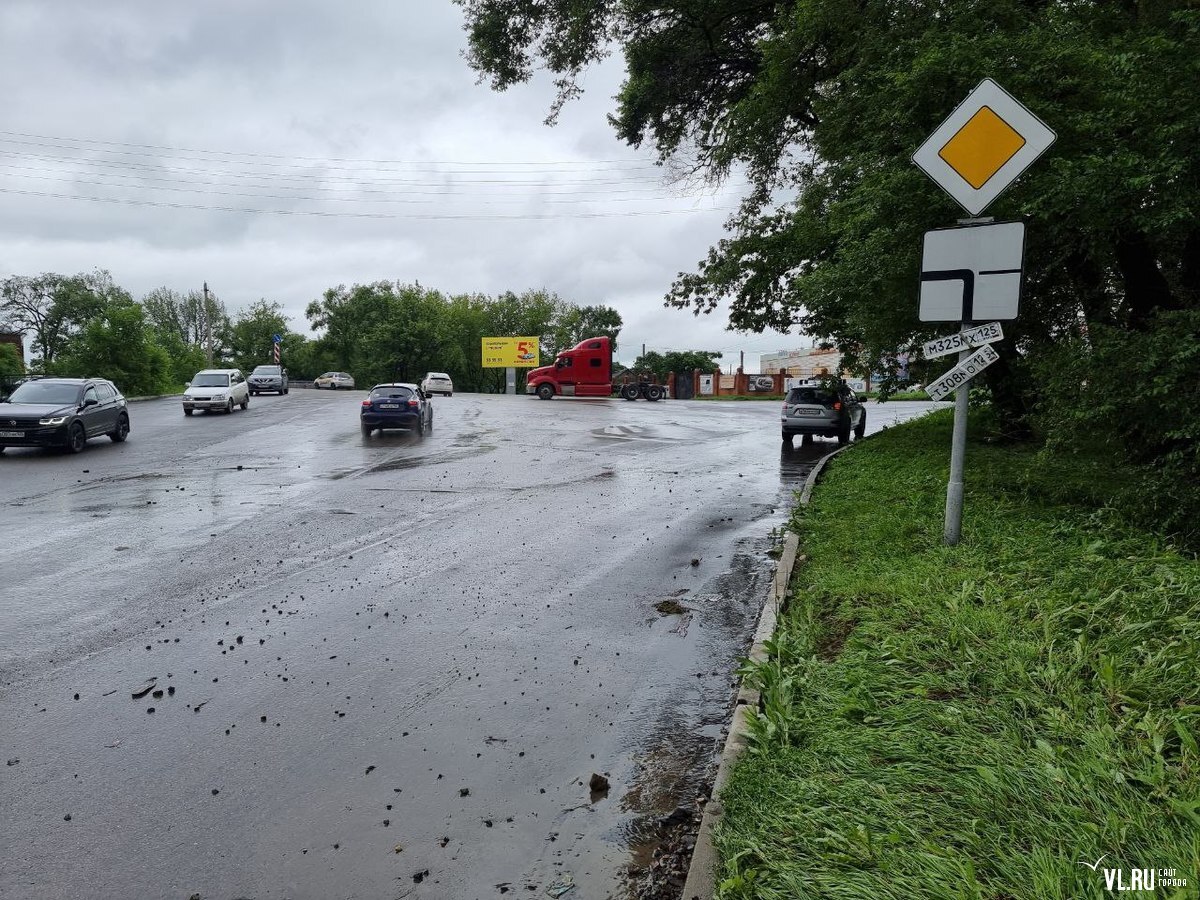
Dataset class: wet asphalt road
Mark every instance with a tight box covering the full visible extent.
[0,390,937,899]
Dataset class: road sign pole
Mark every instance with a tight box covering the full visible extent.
[943,325,971,546]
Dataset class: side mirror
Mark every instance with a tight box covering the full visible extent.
[184,382,191,388]
[82,398,98,408]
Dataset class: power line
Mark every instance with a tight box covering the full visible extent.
[0,147,679,188]
[0,133,666,174]
[0,160,703,200]
[0,186,736,220]
[0,168,728,208]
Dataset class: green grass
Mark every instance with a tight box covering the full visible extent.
[716,410,1200,900]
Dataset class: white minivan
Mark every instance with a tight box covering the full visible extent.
[183,369,250,416]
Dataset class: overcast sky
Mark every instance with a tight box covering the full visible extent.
[0,0,809,369]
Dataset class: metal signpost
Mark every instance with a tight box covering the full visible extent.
[912,78,1055,545]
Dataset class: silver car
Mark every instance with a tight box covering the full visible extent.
[781,380,866,446]
[183,369,250,416]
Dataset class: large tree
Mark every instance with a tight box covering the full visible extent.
[53,297,173,396]
[0,270,123,365]
[456,1,1200,411]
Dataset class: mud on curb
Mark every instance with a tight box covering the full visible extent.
[679,443,854,899]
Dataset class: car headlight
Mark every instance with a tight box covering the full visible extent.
[39,415,69,425]
[213,394,226,400]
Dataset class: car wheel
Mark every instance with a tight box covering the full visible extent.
[837,422,851,446]
[620,383,640,401]
[427,412,433,432]
[801,433,814,446]
[226,399,234,415]
[447,392,452,397]
[110,413,130,442]
[417,414,426,436]
[184,408,194,417]
[241,395,249,410]
[284,388,289,395]
[361,423,373,437]
[536,383,554,401]
[66,422,86,454]
[645,385,664,401]
[854,412,866,439]
[782,432,793,446]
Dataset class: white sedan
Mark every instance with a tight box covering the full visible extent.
[314,372,356,390]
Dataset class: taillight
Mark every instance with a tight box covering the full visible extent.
[361,400,371,408]
[833,401,842,411]
[407,399,419,408]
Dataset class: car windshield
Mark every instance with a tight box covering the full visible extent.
[320,372,336,378]
[192,373,230,387]
[253,366,281,375]
[370,387,413,400]
[7,382,80,405]
[786,387,835,405]
[429,373,449,380]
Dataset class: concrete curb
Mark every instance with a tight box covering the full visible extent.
[127,393,183,402]
[679,442,855,900]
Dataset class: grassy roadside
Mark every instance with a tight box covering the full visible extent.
[716,410,1200,899]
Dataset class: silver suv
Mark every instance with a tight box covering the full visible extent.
[249,365,288,395]
[781,380,866,446]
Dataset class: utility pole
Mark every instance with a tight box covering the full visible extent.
[202,281,214,366]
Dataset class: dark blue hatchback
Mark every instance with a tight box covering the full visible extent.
[360,383,432,437]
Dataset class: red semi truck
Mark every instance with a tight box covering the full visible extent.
[525,336,666,401]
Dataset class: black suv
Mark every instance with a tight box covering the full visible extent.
[0,377,130,454]
[781,379,866,446]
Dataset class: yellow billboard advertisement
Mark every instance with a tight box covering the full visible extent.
[481,337,540,368]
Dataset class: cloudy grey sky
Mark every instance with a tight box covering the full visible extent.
[0,0,808,368]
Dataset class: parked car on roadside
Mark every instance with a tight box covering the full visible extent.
[249,365,288,395]
[360,383,432,437]
[781,380,866,446]
[420,372,453,397]
[314,371,356,390]
[183,369,250,416]
[0,377,130,454]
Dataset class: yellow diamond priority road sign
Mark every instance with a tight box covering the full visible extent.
[913,78,1055,216]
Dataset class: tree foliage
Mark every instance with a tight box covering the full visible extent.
[629,349,723,381]
[0,270,122,364]
[1,268,621,397]
[458,2,1198,354]
[53,297,174,396]
[0,342,23,376]
[458,0,1200,531]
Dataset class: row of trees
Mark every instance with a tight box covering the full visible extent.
[0,271,626,396]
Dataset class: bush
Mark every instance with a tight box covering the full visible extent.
[1030,309,1200,548]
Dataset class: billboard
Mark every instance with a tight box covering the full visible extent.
[481,337,540,368]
